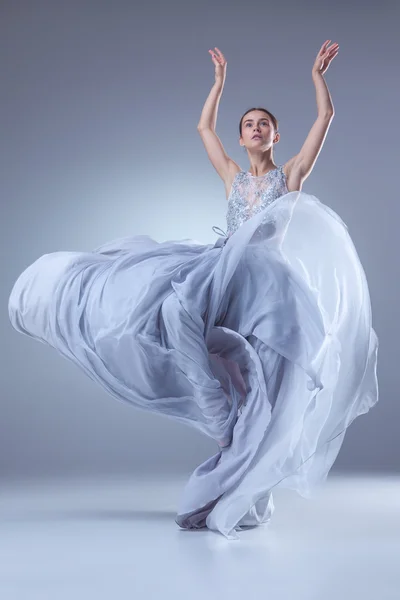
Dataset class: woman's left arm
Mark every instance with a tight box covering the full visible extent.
[290,41,339,181]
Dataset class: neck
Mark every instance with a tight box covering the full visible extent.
[247,150,276,176]
[248,160,277,176]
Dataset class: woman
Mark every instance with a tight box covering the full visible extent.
[8,42,378,540]
[204,42,338,202]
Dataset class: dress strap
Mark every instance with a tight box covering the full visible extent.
[212,225,228,238]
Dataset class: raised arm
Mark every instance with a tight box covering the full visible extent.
[197,48,239,185]
[286,41,339,190]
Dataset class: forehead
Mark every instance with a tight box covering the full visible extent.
[243,111,269,123]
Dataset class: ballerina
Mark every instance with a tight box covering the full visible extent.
[8,41,378,540]
[202,41,338,215]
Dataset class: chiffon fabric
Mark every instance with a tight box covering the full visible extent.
[8,187,379,540]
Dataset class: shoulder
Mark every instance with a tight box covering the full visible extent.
[281,155,303,193]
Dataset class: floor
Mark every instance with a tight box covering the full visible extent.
[1,473,399,599]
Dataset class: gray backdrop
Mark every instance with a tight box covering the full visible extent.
[1,0,397,480]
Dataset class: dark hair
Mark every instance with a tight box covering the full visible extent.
[239,107,279,136]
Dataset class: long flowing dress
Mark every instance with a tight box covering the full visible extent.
[8,164,379,539]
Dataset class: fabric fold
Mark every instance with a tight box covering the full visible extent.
[8,188,379,540]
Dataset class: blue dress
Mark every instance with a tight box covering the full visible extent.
[8,164,379,540]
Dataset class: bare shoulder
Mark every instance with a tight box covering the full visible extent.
[223,159,242,201]
[282,154,303,193]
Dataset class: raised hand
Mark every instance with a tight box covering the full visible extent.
[208,47,227,84]
[312,40,339,76]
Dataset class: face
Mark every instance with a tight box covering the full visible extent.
[240,110,278,148]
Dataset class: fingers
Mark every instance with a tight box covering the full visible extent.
[208,50,218,66]
[325,44,339,59]
[326,42,339,54]
[320,40,339,56]
[208,47,226,64]
[319,40,330,54]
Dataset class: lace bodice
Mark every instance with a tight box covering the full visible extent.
[212,165,288,241]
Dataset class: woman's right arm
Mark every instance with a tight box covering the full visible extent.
[197,48,239,184]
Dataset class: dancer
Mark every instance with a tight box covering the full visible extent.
[8,41,379,540]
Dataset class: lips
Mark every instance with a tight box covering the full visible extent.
[252,135,261,139]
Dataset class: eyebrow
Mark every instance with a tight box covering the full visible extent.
[243,117,269,123]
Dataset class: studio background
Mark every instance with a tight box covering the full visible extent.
[1,0,396,481]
